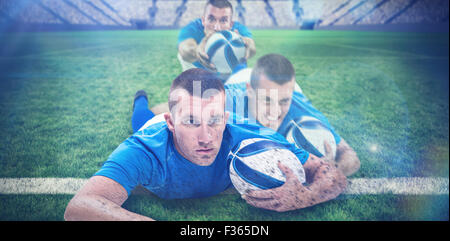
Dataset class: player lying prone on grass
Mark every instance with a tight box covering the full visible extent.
[64,69,347,221]
[177,0,255,72]
[150,54,360,176]
[224,54,361,176]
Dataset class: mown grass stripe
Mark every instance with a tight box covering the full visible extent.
[0,177,448,195]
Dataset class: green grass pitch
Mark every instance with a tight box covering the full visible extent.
[0,30,448,220]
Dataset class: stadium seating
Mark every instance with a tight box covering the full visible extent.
[320,0,449,26]
[0,0,448,31]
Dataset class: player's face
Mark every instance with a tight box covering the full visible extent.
[165,90,229,166]
[247,74,295,131]
[202,4,233,35]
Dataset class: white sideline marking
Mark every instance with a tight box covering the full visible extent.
[0,178,87,195]
[0,177,448,195]
[344,177,449,195]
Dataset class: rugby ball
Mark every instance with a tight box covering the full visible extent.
[205,30,246,74]
[228,138,306,195]
[285,116,336,158]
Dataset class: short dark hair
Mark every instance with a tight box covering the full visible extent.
[169,68,225,111]
[205,0,233,14]
[250,54,295,89]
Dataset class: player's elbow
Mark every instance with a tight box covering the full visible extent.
[64,195,87,221]
[64,198,78,221]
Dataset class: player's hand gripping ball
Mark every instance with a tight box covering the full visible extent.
[228,138,306,195]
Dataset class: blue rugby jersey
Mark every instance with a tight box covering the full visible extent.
[225,82,342,145]
[95,117,308,200]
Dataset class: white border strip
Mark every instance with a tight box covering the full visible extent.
[0,177,448,195]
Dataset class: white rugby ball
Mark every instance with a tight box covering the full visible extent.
[228,138,306,195]
[285,116,337,158]
[205,30,246,74]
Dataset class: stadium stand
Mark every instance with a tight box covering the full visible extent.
[176,0,204,28]
[390,0,449,24]
[242,0,278,28]
[0,0,448,31]
[236,0,247,25]
[319,0,449,26]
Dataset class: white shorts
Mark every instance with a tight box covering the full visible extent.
[138,113,167,132]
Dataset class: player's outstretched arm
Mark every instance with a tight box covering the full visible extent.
[178,36,216,70]
[242,154,347,212]
[178,38,199,63]
[64,176,154,221]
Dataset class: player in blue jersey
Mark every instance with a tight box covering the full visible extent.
[64,69,347,220]
[147,54,360,176]
[177,0,255,72]
[225,54,361,177]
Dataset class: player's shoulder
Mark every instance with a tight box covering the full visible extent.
[289,92,325,119]
[232,21,252,37]
[178,18,204,43]
[129,116,171,150]
[226,117,287,144]
[180,18,203,32]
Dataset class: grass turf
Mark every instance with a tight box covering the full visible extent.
[0,30,448,220]
[0,193,448,221]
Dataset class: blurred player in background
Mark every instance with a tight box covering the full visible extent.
[177,0,256,71]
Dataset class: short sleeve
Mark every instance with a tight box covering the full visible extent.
[178,19,205,45]
[94,142,154,195]
[232,22,252,38]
